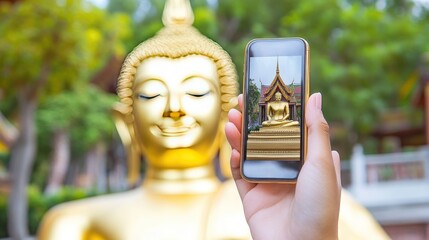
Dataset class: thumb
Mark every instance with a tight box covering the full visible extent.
[305,93,332,167]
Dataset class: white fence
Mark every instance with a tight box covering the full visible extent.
[348,145,429,225]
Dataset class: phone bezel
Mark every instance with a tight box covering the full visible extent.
[241,37,309,183]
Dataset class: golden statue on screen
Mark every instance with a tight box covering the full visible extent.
[262,91,299,128]
[247,64,301,160]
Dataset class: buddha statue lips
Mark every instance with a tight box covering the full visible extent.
[152,116,199,137]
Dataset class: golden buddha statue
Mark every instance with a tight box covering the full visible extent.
[262,91,299,128]
[248,90,301,160]
[37,0,251,239]
[37,0,391,239]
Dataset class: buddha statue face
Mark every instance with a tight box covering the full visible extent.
[115,25,238,176]
[132,55,221,168]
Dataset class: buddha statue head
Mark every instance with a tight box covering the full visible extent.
[275,91,282,101]
[113,0,238,185]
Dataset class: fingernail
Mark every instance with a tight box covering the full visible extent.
[315,92,322,110]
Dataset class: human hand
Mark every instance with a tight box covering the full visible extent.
[225,93,341,240]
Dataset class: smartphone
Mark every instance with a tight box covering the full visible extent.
[241,38,309,183]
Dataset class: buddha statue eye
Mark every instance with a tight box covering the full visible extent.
[138,94,161,100]
[186,91,210,98]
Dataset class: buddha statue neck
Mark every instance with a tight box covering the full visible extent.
[143,165,220,195]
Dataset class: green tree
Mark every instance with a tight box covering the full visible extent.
[0,0,130,238]
[248,78,260,127]
[214,0,429,152]
[36,87,117,195]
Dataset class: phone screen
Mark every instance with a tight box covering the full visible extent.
[242,38,309,182]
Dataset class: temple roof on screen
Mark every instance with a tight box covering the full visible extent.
[263,60,293,102]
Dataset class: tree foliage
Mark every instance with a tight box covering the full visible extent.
[108,0,429,154]
[0,0,131,237]
[247,78,260,127]
[105,0,429,154]
[37,86,117,158]
[0,0,130,96]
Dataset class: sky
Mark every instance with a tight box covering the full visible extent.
[89,0,107,8]
[88,0,218,8]
[249,56,302,90]
[89,0,429,9]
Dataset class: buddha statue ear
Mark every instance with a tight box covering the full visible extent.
[112,103,141,186]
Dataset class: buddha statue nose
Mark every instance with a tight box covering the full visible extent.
[163,94,185,119]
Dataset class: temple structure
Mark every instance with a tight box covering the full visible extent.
[258,61,301,125]
[246,61,302,161]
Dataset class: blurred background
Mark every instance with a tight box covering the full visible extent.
[1,0,429,239]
